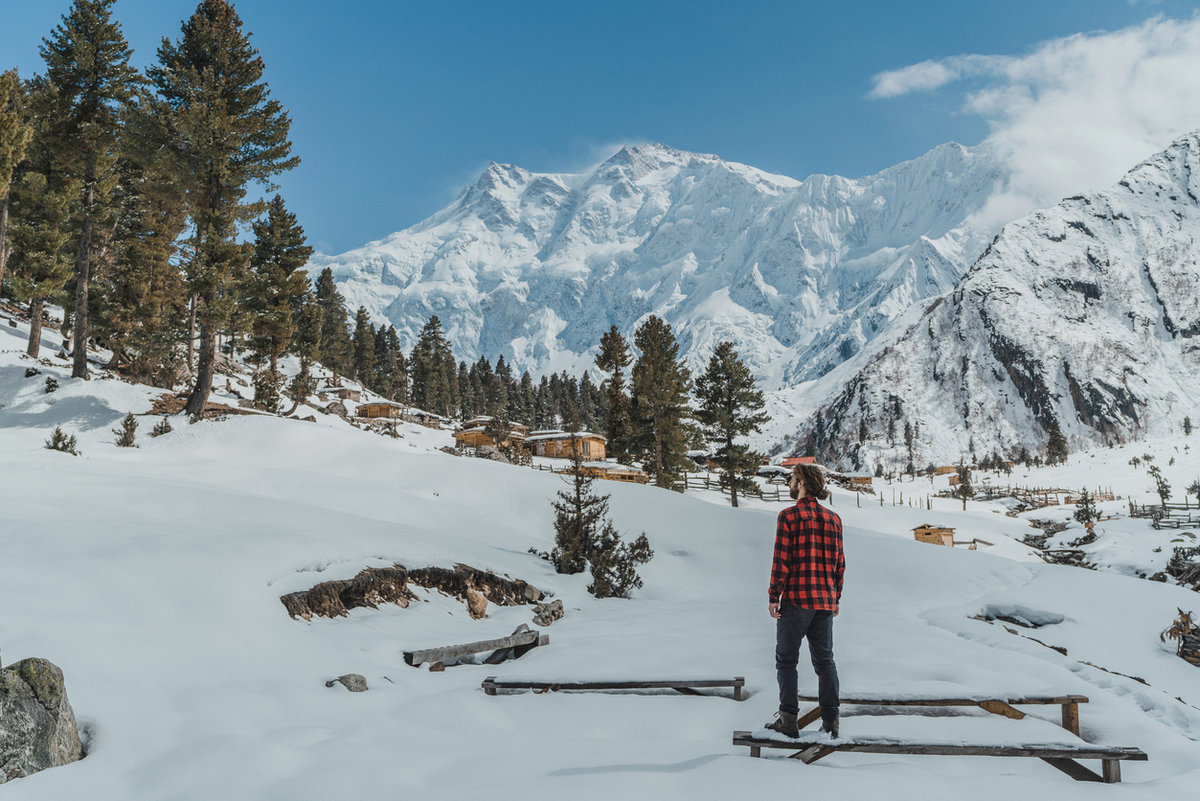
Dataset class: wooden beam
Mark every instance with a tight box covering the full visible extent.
[404,628,545,666]
[1041,757,1103,783]
[978,700,1026,720]
[797,694,1089,707]
[796,707,824,730]
[1102,759,1122,783]
[1061,701,1080,736]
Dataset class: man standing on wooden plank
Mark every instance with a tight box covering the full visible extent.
[766,463,845,738]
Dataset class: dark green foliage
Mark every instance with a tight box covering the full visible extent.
[252,367,284,412]
[44,376,58,394]
[40,0,142,379]
[6,166,75,357]
[45,425,80,455]
[1148,465,1171,509]
[408,315,457,416]
[630,316,692,490]
[351,306,376,382]
[1188,479,1200,506]
[693,341,769,507]
[1185,417,1194,436]
[112,411,138,447]
[151,416,173,437]
[244,194,312,382]
[550,437,609,575]
[596,325,635,463]
[1046,418,1068,465]
[858,417,867,443]
[588,527,653,599]
[956,463,974,509]
[1073,488,1097,528]
[0,69,34,298]
[148,0,298,417]
[313,267,352,373]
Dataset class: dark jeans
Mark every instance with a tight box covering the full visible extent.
[776,604,839,723]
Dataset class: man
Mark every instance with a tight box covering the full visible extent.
[765,463,845,738]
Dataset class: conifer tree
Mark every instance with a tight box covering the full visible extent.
[694,341,769,507]
[409,315,456,416]
[0,69,34,298]
[313,267,352,374]
[112,411,138,447]
[40,0,141,379]
[630,315,692,489]
[595,324,634,462]
[283,288,320,415]
[1148,465,1171,510]
[244,195,311,382]
[148,0,299,418]
[1185,416,1194,437]
[351,306,376,383]
[1046,417,1068,465]
[549,431,610,575]
[1186,478,1200,507]
[7,170,74,357]
[956,462,975,510]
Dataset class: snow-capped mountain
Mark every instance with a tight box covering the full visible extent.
[310,142,1007,389]
[793,131,1200,469]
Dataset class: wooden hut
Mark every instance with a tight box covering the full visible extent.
[454,417,528,450]
[780,456,817,468]
[357,401,403,419]
[934,465,959,476]
[559,463,650,484]
[525,430,607,460]
[912,524,956,547]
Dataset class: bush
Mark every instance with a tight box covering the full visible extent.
[44,376,58,394]
[151,416,173,437]
[587,527,654,599]
[113,413,139,447]
[24,367,40,378]
[45,426,80,455]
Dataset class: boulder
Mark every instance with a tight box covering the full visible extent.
[0,658,84,784]
[325,674,368,692]
[533,599,564,627]
[466,589,488,619]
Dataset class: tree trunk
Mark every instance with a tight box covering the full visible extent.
[0,193,9,297]
[71,182,96,379]
[26,296,44,357]
[104,344,123,371]
[186,293,197,373]
[185,318,217,418]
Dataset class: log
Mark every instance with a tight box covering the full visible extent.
[404,625,547,666]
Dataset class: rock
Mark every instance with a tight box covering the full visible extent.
[0,658,84,784]
[474,445,511,464]
[324,674,368,692]
[466,589,488,619]
[428,661,445,672]
[533,599,564,627]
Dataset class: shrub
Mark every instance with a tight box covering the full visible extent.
[113,413,138,447]
[587,526,654,599]
[151,416,173,437]
[45,426,80,455]
[44,376,58,394]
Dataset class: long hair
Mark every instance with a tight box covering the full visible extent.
[792,464,829,500]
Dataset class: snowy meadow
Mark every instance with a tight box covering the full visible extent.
[2,318,1200,800]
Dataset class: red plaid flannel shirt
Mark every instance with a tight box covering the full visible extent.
[768,497,845,611]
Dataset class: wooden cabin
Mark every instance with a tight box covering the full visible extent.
[558,463,650,484]
[525,430,607,460]
[357,401,403,419]
[780,456,817,468]
[844,474,874,489]
[947,474,961,486]
[913,524,956,547]
[326,386,362,402]
[934,465,959,476]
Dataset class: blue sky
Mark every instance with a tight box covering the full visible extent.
[3,0,1200,253]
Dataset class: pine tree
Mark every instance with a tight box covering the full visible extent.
[549,434,609,575]
[244,195,312,383]
[1186,478,1200,507]
[45,425,80,455]
[313,267,352,374]
[595,325,634,463]
[1184,416,1194,437]
[694,341,769,507]
[148,0,299,418]
[588,526,653,599]
[0,69,34,299]
[630,316,692,489]
[956,462,975,510]
[1148,465,1171,510]
[7,170,74,357]
[408,315,456,416]
[283,288,320,415]
[351,306,376,383]
[112,411,138,447]
[1046,418,1068,465]
[1073,488,1097,533]
[40,0,141,379]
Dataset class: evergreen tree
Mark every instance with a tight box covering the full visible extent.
[1148,465,1171,510]
[518,371,536,427]
[857,417,867,443]
[549,433,608,574]
[956,462,975,511]
[7,170,74,357]
[283,288,320,415]
[0,69,34,298]
[40,0,141,379]
[351,306,376,382]
[112,411,138,447]
[1186,478,1200,507]
[595,324,634,463]
[408,315,456,416]
[1184,416,1194,437]
[148,0,299,418]
[313,267,352,373]
[588,526,653,599]
[1046,417,1068,465]
[693,341,769,507]
[630,316,692,489]
[244,195,311,383]
[1073,488,1098,533]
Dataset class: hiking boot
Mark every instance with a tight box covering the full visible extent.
[765,711,799,738]
[821,714,839,739]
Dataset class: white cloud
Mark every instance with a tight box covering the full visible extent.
[871,16,1200,227]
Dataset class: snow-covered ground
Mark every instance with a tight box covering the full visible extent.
[2,314,1199,800]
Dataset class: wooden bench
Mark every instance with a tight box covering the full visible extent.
[732,731,1147,783]
[796,694,1089,736]
[482,676,745,700]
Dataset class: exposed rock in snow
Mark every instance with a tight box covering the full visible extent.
[0,658,84,784]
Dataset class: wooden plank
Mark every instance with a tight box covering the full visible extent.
[798,694,1089,706]
[483,678,743,693]
[978,700,1026,720]
[731,733,1147,762]
[1061,701,1080,736]
[794,745,833,764]
[796,707,824,730]
[1102,759,1122,783]
[1041,757,1103,782]
[404,629,541,666]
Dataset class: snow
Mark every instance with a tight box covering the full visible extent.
[2,313,1200,800]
